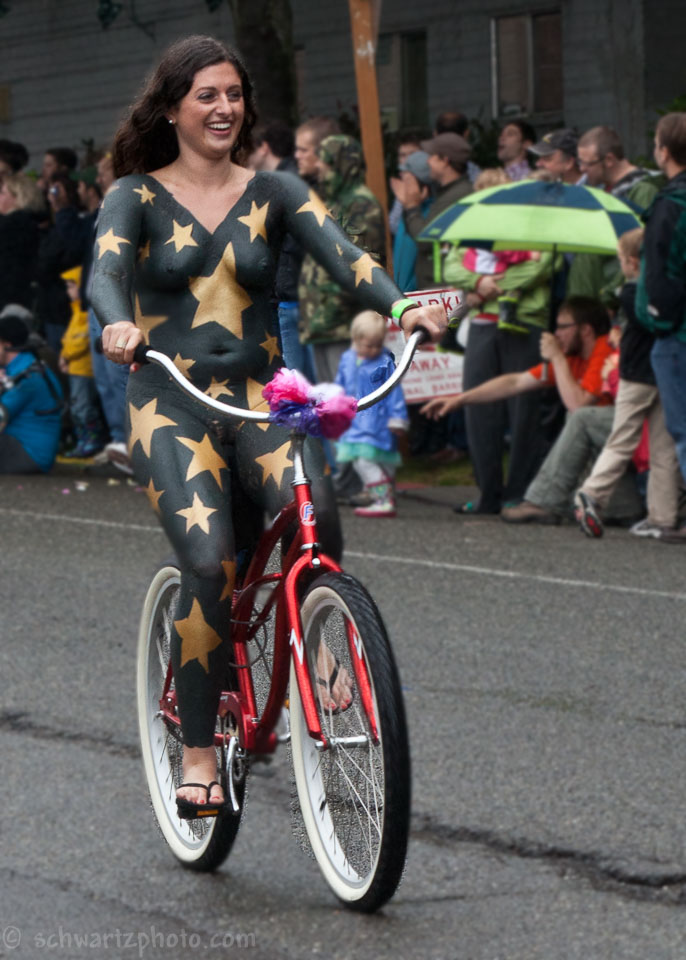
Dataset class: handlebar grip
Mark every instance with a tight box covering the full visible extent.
[132,343,149,365]
[413,325,432,346]
[94,335,149,365]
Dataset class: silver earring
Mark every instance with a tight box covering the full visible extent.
[168,118,175,125]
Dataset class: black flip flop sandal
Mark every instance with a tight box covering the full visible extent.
[176,780,228,820]
[316,658,353,714]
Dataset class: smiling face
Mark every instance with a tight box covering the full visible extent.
[169,61,245,161]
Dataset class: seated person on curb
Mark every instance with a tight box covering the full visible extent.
[574,228,681,540]
[421,297,619,523]
[0,306,63,474]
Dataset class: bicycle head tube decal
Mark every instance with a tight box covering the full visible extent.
[299,501,316,526]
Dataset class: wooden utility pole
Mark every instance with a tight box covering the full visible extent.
[347,0,392,268]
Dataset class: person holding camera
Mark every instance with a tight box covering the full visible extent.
[0,306,63,474]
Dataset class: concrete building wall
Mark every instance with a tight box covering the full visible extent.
[0,0,678,169]
[0,0,236,164]
[643,0,686,143]
[292,0,652,154]
[562,0,646,156]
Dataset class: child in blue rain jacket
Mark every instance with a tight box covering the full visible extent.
[335,310,409,517]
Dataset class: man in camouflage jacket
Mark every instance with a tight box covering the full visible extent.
[298,135,386,381]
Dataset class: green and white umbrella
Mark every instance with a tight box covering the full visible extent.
[418,179,643,339]
[418,179,642,254]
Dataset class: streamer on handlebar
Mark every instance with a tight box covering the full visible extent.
[262,369,357,439]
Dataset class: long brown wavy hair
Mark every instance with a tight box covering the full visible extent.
[112,36,257,176]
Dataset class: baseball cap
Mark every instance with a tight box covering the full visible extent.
[529,128,579,158]
[420,132,471,166]
[399,150,432,185]
[0,304,31,348]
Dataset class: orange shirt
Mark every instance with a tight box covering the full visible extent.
[529,334,614,405]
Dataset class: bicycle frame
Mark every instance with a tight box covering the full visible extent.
[159,431,377,755]
[146,330,423,756]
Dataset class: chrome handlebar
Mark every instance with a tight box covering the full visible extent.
[140,329,425,422]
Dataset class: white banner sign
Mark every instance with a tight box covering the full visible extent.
[386,288,464,404]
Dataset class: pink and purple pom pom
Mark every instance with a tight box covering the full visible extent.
[262,369,357,439]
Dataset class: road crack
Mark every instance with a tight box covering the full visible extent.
[0,709,140,758]
[412,812,686,905]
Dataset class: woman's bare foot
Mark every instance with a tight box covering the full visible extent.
[177,746,224,805]
[316,643,353,711]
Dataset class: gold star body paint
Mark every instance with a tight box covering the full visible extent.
[177,434,228,487]
[90,169,404,748]
[238,200,269,242]
[189,242,252,339]
[165,219,198,253]
[96,228,131,259]
[175,598,223,672]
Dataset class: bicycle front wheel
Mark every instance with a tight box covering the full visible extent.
[289,572,411,912]
[136,564,244,872]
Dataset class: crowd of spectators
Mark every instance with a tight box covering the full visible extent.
[1,109,685,544]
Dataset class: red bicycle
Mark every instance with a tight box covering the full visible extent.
[136,332,423,912]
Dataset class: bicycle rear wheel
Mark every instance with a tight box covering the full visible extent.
[289,572,411,912]
[136,564,245,871]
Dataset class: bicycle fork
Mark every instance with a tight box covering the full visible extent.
[284,433,380,750]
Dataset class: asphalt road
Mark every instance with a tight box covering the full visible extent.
[2,466,686,959]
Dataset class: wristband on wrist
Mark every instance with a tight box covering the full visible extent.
[391,299,420,324]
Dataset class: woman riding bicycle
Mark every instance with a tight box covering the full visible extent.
[92,34,445,816]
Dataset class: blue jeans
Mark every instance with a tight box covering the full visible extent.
[88,308,129,443]
[277,302,315,380]
[651,335,686,483]
[44,322,67,356]
[68,374,101,431]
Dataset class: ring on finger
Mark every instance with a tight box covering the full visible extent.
[115,338,127,349]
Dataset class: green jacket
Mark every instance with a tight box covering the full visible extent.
[636,171,686,342]
[567,172,661,307]
[298,136,385,345]
[444,248,557,332]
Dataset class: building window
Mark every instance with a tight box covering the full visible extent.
[492,11,562,118]
[377,31,428,131]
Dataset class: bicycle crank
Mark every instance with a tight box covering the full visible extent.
[224,734,247,814]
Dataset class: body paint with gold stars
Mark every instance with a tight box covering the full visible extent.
[90,168,403,747]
